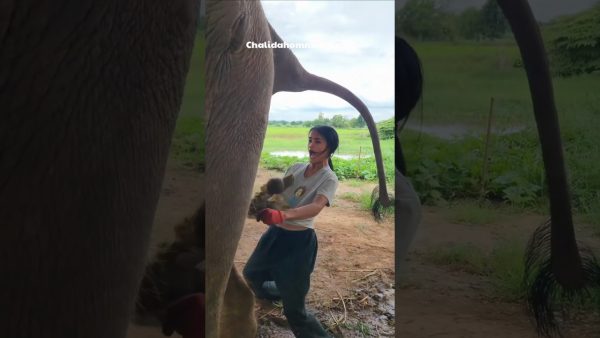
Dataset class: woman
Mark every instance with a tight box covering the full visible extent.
[243,125,339,338]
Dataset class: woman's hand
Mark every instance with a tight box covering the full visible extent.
[258,195,329,225]
[257,208,286,225]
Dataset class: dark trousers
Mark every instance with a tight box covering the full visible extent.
[243,226,331,338]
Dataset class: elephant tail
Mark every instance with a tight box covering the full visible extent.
[498,0,600,335]
[300,72,392,210]
[269,22,391,211]
[523,220,600,337]
[370,185,394,221]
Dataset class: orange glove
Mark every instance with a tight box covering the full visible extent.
[258,208,286,225]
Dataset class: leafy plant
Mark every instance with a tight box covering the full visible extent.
[543,4,600,77]
[377,118,396,140]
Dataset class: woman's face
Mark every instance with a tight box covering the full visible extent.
[308,130,329,164]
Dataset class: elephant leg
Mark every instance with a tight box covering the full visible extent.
[205,2,273,336]
[0,2,199,337]
[220,266,257,338]
[395,169,422,281]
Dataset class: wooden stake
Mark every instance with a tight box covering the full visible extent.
[481,97,495,199]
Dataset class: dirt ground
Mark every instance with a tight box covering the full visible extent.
[398,208,600,338]
[127,164,600,337]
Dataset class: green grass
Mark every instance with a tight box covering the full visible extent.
[357,191,394,217]
[424,243,487,275]
[580,210,600,237]
[341,321,372,336]
[411,41,600,128]
[170,115,202,170]
[486,240,526,302]
[444,200,516,226]
[339,192,361,203]
[261,126,394,182]
[423,240,525,300]
[262,126,394,158]
[346,179,367,188]
[400,40,600,221]
[424,239,600,307]
[412,41,530,126]
[170,33,204,169]
[180,33,204,117]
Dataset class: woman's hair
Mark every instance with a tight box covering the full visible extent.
[396,36,423,175]
[309,125,339,170]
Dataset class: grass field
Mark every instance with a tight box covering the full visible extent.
[261,126,394,182]
[262,126,394,158]
[402,40,600,223]
[170,32,204,169]
[401,39,600,313]
[411,40,600,129]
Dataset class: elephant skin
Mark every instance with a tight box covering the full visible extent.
[0,1,199,338]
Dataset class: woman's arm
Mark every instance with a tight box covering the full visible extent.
[283,195,329,221]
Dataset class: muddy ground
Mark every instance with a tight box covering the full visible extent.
[128,164,600,337]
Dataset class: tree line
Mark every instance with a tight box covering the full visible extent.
[396,0,508,41]
[269,112,367,129]
[398,0,600,77]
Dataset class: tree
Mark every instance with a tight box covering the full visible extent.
[543,4,600,77]
[480,0,507,40]
[457,7,484,40]
[351,115,366,128]
[313,112,329,126]
[330,114,349,128]
[396,0,453,41]
[376,118,395,140]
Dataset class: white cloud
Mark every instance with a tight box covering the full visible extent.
[261,1,395,122]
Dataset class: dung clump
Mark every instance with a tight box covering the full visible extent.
[248,176,293,219]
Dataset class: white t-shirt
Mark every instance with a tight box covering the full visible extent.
[280,163,339,229]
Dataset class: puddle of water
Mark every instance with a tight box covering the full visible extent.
[404,123,527,140]
[269,151,370,160]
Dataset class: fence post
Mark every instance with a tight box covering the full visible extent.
[481,97,495,199]
[356,146,362,179]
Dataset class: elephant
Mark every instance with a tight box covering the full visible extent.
[205,0,392,336]
[0,1,199,338]
[396,0,600,336]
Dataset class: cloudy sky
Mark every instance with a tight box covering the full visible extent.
[262,1,395,122]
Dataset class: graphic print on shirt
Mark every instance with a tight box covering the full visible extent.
[288,185,305,207]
